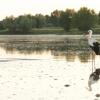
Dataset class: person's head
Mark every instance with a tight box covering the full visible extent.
[85,30,93,39]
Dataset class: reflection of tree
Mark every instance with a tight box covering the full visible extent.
[65,51,76,62]
[0,42,46,55]
[51,51,76,61]
[78,51,91,63]
[51,51,67,59]
[0,40,95,62]
[0,41,68,54]
[51,49,95,62]
[5,47,15,54]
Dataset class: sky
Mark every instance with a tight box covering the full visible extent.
[0,0,100,20]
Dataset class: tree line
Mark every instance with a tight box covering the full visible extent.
[0,7,100,33]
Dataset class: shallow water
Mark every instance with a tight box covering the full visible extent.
[0,39,100,100]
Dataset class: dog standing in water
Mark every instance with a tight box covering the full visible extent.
[88,68,100,91]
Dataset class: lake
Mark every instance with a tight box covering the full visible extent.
[0,35,100,100]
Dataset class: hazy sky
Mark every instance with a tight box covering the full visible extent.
[0,0,100,20]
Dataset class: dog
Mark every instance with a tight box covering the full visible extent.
[88,68,100,91]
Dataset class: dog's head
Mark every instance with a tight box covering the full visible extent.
[95,68,100,75]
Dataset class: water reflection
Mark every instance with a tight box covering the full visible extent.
[0,39,96,62]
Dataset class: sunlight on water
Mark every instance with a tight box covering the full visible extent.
[0,47,53,60]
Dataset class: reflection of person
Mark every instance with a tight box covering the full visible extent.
[88,68,100,91]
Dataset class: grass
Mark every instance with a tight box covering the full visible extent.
[0,29,8,33]
[30,27,67,34]
[30,28,83,35]
[0,27,99,35]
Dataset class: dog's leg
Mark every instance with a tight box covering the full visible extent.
[88,76,97,91]
[88,80,92,91]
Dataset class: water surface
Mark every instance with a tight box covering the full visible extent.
[0,38,100,100]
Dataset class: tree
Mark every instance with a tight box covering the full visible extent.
[73,7,97,31]
[45,15,53,27]
[0,21,5,30]
[50,10,61,27]
[14,15,33,32]
[3,15,33,33]
[3,16,15,32]
[25,14,37,28]
[35,14,46,28]
[60,9,75,31]
[98,12,100,25]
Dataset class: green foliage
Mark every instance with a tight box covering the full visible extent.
[60,9,75,31]
[50,10,61,27]
[0,21,5,30]
[15,15,32,32]
[1,7,100,34]
[35,14,46,28]
[3,15,34,33]
[98,12,100,25]
[3,16,15,32]
[45,15,53,27]
[73,7,97,31]
[2,14,47,33]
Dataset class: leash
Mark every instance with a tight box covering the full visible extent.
[91,50,95,73]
